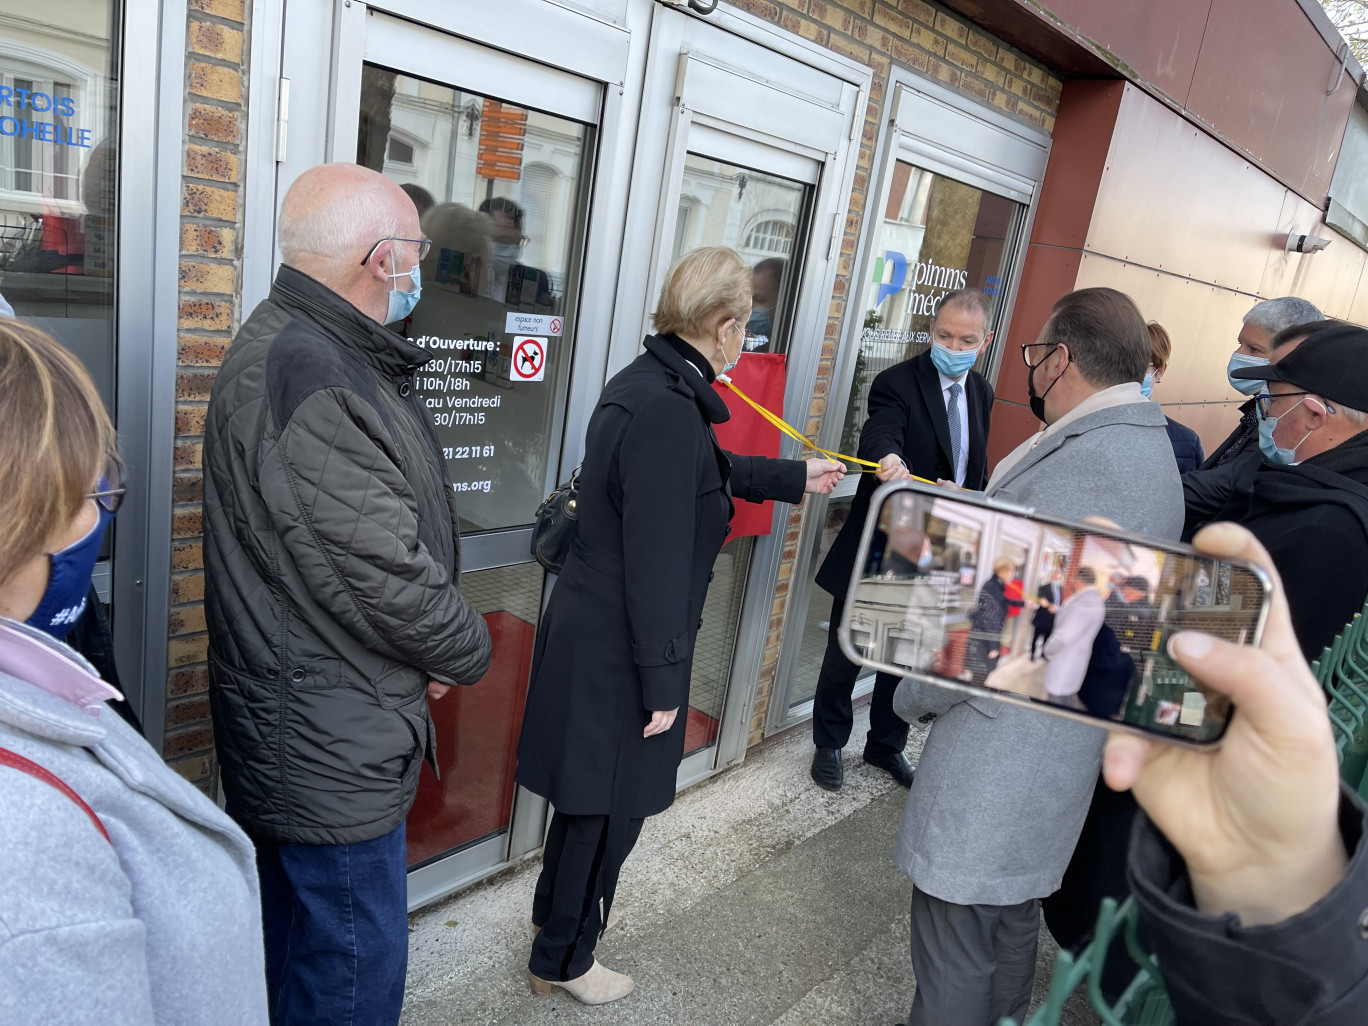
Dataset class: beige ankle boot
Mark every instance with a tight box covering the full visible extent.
[529,959,634,1005]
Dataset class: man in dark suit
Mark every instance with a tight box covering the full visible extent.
[810,289,995,790]
[1031,571,1063,660]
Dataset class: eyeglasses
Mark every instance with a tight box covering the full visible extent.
[360,237,432,267]
[88,454,126,515]
[1020,342,1060,367]
[1254,391,1314,418]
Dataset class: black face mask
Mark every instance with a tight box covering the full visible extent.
[1027,344,1065,422]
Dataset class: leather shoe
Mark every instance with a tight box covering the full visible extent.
[863,750,915,787]
[810,746,843,791]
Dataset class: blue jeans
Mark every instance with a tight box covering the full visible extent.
[255,821,409,1026]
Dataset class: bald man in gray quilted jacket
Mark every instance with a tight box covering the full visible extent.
[204,164,491,1025]
[892,288,1184,1026]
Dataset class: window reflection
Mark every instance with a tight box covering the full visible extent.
[840,162,1020,456]
[0,0,121,411]
[357,68,592,532]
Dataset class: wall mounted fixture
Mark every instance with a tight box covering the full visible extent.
[1285,232,1333,254]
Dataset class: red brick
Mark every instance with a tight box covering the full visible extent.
[168,752,214,784]
[179,260,236,294]
[162,721,215,758]
[168,665,210,698]
[171,506,203,540]
[167,635,209,670]
[185,143,239,183]
[176,403,208,437]
[179,298,233,332]
[173,471,204,506]
[171,572,206,606]
[186,61,242,104]
[182,182,237,221]
[188,19,243,63]
[177,369,217,401]
[172,542,203,573]
[168,602,208,636]
[188,103,239,143]
[178,334,230,365]
[180,223,235,258]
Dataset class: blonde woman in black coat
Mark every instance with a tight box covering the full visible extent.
[515,247,844,1004]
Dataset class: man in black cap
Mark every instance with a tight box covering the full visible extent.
[1219,324,1368,660]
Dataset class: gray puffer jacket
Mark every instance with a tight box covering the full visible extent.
[204,265,491,845]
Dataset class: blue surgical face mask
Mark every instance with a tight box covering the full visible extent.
[930,341,979,379]
[1227,352,1268,396]
[1256,397,1313,465]
[26,505,111,640]
[1139,372,1154,399]
[385,262,422,324]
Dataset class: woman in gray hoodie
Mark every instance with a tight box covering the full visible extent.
[0,320,267,1025]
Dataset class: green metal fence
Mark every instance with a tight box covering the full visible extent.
[1001,602,1368,1026]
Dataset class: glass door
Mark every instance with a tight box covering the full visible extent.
[671,149,815,760]
[615,7,866,784]
[331,9,603,904]
[771,73,1050,732]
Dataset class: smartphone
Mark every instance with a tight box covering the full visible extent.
[838,482,1273,746]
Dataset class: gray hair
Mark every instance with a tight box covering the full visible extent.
[1335,403,1368,428]
[1243,297,1324,335]
[278,175,403,266]
[934,288,993,332]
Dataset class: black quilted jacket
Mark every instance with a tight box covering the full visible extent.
[204,266,491,845]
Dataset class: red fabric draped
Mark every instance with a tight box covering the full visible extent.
[713,353,787,539]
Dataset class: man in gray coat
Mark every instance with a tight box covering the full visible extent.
[893,287,1183,1026]
[204,164,492,1025]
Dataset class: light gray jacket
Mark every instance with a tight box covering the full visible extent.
[0,619,268,1025]
[893,399,1183,906]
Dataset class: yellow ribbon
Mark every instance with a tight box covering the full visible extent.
[717,374,937,484]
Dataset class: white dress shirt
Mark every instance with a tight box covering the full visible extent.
[937,369,971,486]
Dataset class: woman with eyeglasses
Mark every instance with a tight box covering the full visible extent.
[0,320,268,1024]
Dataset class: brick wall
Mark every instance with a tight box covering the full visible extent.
[736,0,1063,746]
[164,0,251,793]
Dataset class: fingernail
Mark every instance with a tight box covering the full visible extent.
[1169,632,1213,660]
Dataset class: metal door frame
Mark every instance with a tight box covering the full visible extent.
[612,2,870,787]
[767,69,1051,736]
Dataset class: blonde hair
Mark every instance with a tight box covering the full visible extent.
[993,557,1015,577]
[1147,321,1172,373]
[653,247,752,339]
[0,321,115,586]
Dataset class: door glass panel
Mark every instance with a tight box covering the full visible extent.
[781,163,1025,723]
[840,161,1022,450]
[406,561,542,867]
[672,152,814,757]
[357,66,594,532]
[677,154,807,354]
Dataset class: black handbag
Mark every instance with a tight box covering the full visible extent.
[530,465,581,574]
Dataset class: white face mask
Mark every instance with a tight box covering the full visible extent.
[490,242,521,275]
[721,323,744,373]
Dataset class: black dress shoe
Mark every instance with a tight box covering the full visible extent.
[863,750,915,788]
[810,746,843,791]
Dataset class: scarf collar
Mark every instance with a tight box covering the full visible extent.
[270,264,431,378]
[643,334,731,425]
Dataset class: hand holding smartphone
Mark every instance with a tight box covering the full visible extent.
[839,482,1272,747]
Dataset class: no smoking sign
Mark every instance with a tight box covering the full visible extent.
[511,335,547,382]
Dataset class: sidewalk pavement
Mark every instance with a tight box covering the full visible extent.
[400,706,1098,1025]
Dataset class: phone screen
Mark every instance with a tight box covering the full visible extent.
[840,485,1271,745]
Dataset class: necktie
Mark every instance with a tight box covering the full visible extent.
[947,383,962,483]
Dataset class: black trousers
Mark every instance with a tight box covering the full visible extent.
[1031,623,1053,659]
[812,593,909,757]
[529,810,644,982]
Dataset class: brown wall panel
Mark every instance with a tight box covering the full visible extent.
[1028,0,1211,104]
[1185,0,1357,205]
[1087,86,1289,293]
[1029,80,1124,250]
[986,398,1042,470]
